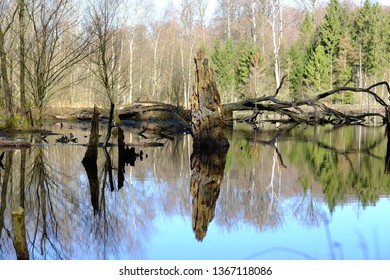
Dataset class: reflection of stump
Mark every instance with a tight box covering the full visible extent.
[118,127,125,189]
[192,49,229,151]
[12,207,29,260]
[82,105,100,214]
[190,148,228,241]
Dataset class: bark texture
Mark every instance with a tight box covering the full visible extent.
[192,49,229,150]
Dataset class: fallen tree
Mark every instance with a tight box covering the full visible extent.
[223,80,390,126]
[106,80,390,132]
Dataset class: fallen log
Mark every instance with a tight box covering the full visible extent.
[223,81,390,126]
[118,102,191,121]
[111,81,390,129]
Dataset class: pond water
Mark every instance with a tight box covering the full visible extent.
[0,120,389,260]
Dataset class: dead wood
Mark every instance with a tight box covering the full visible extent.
[103,102,115,147]
[73,81,390,133]
[223,81,390,126]
[192,49,229,149]
[82,105,99,164]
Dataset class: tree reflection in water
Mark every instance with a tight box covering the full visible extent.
[0,122,389,259]
[190,146,228,241]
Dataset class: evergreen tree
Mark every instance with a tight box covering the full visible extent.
[211,38,236,102]
[354,0,387,82]
[333,33,355,103]
[235,41,255,99]
[286,13,315,99]
[334,33,355,86]
[303,0,355,98]
[304,45,331,92]
[319,0,350,89]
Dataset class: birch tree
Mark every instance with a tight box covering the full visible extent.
[124,0,151,104]
[195,0,209,44]
[267,0,283,89]
[180,0,196,108]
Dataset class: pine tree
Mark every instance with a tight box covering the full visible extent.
[304,45,330,92]
[235,41,255,99]
[333,33,355,103]
[354,0,387,82]
[211,38,236,102]
[319,0,349,89]
[286,13,315,98]
[335,33,354,86]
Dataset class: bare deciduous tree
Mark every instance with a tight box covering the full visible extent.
[0,0,17,125]
[85,0,129,146]
[24,0,90,125]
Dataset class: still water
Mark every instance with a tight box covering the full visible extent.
[0,121,389,260]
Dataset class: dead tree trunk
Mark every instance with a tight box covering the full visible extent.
[82,105,99,164]
[103,102,115,147]
[192,49,229,151]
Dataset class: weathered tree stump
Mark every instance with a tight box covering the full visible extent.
[12,207,29,260]
[192,49,229,151]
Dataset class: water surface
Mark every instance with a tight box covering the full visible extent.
[0,121,389,259]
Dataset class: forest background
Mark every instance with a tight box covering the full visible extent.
[0,0,389,129]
